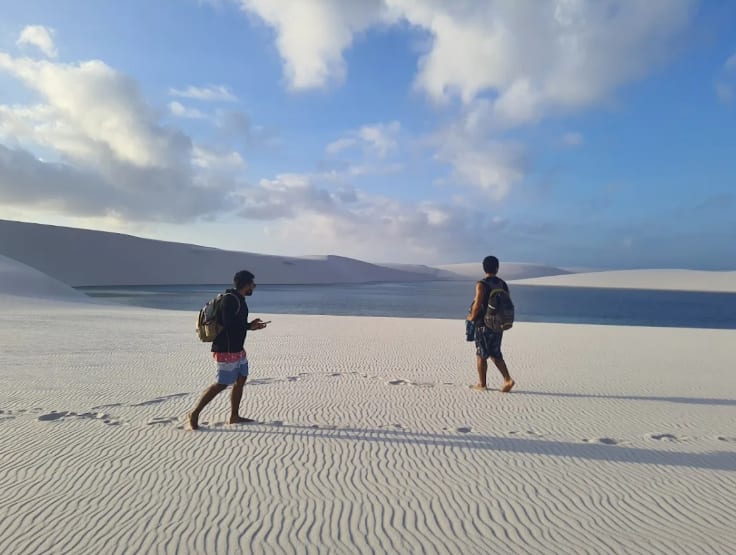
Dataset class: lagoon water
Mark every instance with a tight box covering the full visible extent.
[77,281,736,330]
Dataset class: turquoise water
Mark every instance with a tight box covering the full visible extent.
[77,281,736,329]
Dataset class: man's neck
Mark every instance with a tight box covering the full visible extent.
[485,273,497,278]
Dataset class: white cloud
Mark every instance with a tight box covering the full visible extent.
[229,1,696,202]
[426,111,527,200]
[16,25,57,58]
[237,170,508,259]
[325,137,358,155]
[436,138,526,200]
[562,132,584,147]
[236,0,384,89]
[715,51,736,104]
[235,0,695,124]
[358,121,400,158]
[192,146,245,170]
[169,84,237,102]
[169,101,208,119]
[0,53,188,168]
[0,48,247,223]
[326,121,400,159]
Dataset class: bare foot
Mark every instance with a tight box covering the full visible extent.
[229,415,256,424]
[187,412,199,430]
[471,384,487,391]
[501,379,515,393]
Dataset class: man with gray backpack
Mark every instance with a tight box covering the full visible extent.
[466,256,515,392]
[188,270,268,430]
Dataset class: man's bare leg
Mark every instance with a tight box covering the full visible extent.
[229,375,254,424]
[491,357,515,392]
[473,355,488,390]
[188,383,227,430]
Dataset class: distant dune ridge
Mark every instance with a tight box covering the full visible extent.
[437,262,572,281]
[0,219,468,286]
[1,219,734,292]
[514,269,736,293]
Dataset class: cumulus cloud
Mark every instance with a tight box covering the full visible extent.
[0,53,189,168]
[237,170,508,259]
[325,137,358,156]
[233,0,696,201]
[0,49,242,222]
[0,144,227,221]
[435,136,526,200]
[16,25,57,58]
[235,0,695,120]
[326,121,401,159]
[169,84,237,101]
[169,101,208,119]
[192,146,245,170]
[236,0,385,89]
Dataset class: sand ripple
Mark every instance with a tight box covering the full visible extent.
[1,309,735,553]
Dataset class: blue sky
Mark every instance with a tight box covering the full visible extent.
[0,0,734,269]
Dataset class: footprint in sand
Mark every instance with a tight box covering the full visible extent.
[0,409,18,421]
[456,427,472,434]
[38,411,71,421]
[146,416,179,426]
[37,411,123,426]
[717,436,736,442]
[596,437,619,445]
[650,433,678,442]
[248,378,276,386]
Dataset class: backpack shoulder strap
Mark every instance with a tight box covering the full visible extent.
[224,292,242,315]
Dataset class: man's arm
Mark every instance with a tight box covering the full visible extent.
[467,282,485,322]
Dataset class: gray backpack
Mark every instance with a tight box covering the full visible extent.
[196,292,240,342]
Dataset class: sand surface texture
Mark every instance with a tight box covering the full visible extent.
[2,288,735,553]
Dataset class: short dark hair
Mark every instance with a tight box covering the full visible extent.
[482,256,499,274]
[233,270,255,289]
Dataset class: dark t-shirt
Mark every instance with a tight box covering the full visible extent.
[211,289,249,353]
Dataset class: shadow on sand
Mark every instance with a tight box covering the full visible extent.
[517,390,736,407]
[202,422,736,472]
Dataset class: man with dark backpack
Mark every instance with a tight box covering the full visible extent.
[466,256,515,392]
[188,270,268,430]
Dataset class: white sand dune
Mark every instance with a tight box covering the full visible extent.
[0,253,90,304]
[438,262,572,280]
[1,264,735,553]
[378,263,464,280]
[0,219,447,286]
[513,269,736,293]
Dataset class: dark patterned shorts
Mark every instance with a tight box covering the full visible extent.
[475,326,503,360]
